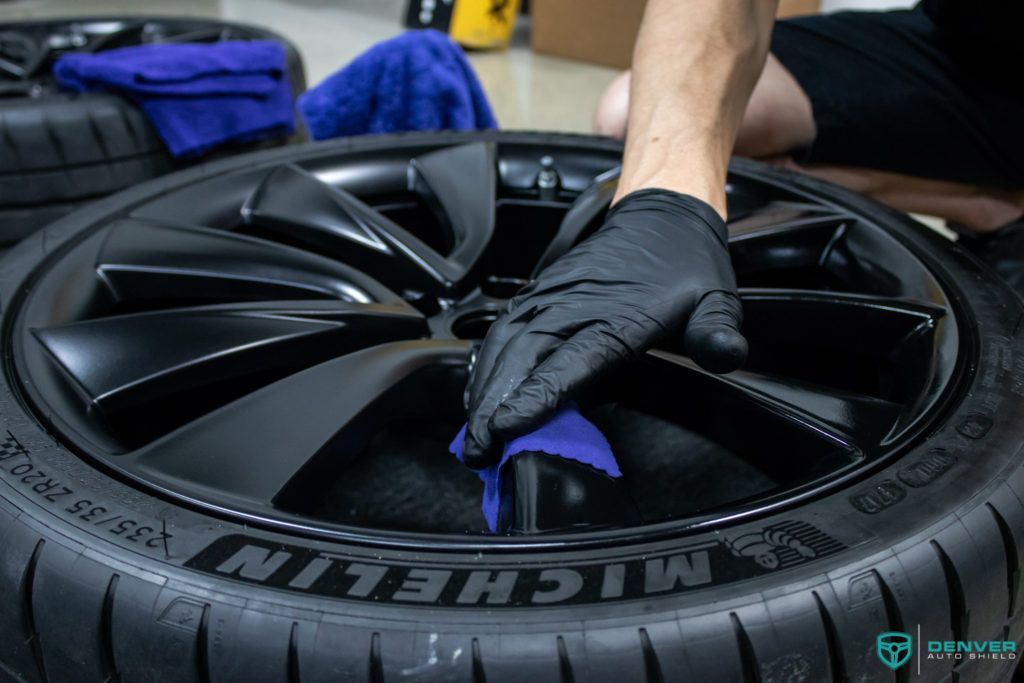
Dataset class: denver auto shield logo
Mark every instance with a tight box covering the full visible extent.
[875,629,1017,673]
[877,632,913,670]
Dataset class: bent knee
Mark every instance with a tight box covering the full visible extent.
[594,71,631,140]
[734,54,816,159]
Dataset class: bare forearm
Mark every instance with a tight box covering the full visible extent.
[616,0,778,216]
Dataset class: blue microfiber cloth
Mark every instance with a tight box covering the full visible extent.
[450,405,621,533]
[53,41,295,158]
[298,29,497,140]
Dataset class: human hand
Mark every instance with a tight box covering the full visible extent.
[461,188,747,468]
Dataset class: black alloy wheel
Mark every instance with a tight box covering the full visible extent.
[11,133,964,539]
[0,132,1021,683]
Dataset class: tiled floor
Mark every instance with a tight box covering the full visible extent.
[0,0,620,133]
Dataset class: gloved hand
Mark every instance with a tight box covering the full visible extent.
[462,188,747,469]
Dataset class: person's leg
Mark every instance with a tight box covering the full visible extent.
[732,54,815,159]
[593,70,630,140]
[767,158,1024,232]
[767,8,1023,230]
[593,54,816,156]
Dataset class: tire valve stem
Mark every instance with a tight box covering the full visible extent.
[535,156,560,201]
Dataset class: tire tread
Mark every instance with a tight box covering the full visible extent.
[22,540,47,683]
[730,612,760,683]
[985,501,1020,618]
[101,574,121,683]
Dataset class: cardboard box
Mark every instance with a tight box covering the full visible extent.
[531,0,820,69]
[405,0,522,49]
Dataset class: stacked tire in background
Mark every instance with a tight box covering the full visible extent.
[0,17,306,249]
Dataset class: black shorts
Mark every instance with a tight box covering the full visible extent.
[771,6,1024,187]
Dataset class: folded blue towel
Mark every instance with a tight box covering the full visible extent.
[54,41,295,158]
[298,29,497,140]
[450,405,621,533]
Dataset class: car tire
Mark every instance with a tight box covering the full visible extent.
[0,132,1021,683]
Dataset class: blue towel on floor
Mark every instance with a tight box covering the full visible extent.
[298,29,497,140]
[450,405,621,533]
[54,41,295,158]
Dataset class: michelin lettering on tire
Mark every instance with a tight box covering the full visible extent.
[184,520,848,606]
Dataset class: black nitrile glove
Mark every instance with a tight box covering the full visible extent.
[462,188,747,469]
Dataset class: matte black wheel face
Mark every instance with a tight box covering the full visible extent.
[0,17,276,90]
[11,137,966,544]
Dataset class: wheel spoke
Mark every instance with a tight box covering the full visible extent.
[95,218,404,308]
[645,288,945,454]
[532,167,618,276]
[740,288,955,443]
[154,27,228,44]
[724,178,774,221]
[409,142,497,279]
[0,30,47,79]
[129,167,271,226]
[728,201,846,240]
[530,187,848,281]
[648,350,902,451]
[82,21,146,52]
[739,288,946,358]
[241,164,462,295]
[827,218,949,300]
[33,301,426,448]
[123,340,470,509]
[502,453,641,534]
[728,205,852,287]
